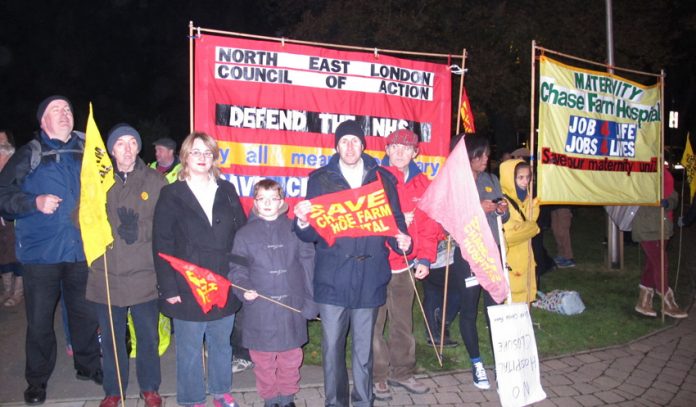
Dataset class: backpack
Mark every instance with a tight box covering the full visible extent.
[27,131,85,173]
[532,290,586,315]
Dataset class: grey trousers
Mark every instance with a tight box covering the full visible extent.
[318,303,378,407]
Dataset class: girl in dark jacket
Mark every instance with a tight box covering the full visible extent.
[153,132,246,407]
[229,179,317,407]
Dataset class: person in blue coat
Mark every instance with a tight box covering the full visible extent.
[293,120,412,407]
[0,96,102,405]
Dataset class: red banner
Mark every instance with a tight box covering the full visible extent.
[194,34,452,212]
[306,173,399,246]
[460,86,476,133]
[158,253,231,313]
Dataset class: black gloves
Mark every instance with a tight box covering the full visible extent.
[117,207,139,244]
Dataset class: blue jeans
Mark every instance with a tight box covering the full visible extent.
[94,300,161,395]
[23,262,101,386]
[318,304,377,407]
[174,315,235,405]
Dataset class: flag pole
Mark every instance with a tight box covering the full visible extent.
[498,217,513,304]
[189,21,195,133]
[231,284,304,314]
[102,257,126,405]
[403,253,442,366]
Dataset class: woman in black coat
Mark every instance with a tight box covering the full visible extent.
[153,132,246,407]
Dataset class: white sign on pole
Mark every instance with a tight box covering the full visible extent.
[488,303,546,407]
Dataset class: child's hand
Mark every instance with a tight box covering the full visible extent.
[244,290,259,301]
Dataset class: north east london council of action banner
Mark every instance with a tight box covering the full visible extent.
[194,34,452,212]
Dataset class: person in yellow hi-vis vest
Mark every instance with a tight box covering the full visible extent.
[149,137,181,183]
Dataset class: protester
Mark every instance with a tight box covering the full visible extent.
[500,159,540,303]
[150,137,181,183]
[153,132,246,407]
[0,95,103,405]
[0,141,23,307]
[85,124,167,407]
[631,168,687,319]
[0,128,15,146]
[372,129,440,400]
[293,120,411,407]
[451,134,508,390]
[229,179,317,407]
[551,206,575,267]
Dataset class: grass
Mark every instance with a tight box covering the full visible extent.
[302,206,695,371]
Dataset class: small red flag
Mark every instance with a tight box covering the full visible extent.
[460,86,476,134]
[306,172,400,246]
[158,253,231,313]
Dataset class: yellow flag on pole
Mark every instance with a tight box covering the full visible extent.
[79,103,115,266]
[681,133,695,202]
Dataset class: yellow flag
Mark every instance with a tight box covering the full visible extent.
[79,103,115,266]
[681,133,695,202]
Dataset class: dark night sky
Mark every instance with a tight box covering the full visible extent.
[1,1,695,161]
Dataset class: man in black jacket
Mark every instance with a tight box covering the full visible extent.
[293,120,411,407]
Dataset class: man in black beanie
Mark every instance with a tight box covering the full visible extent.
[293,120,412,407]
[0,95,103,405]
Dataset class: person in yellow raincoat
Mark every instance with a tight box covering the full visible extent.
[499,159,540,303]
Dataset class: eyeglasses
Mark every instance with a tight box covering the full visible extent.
[190,150,214,158]
[255,197,282,203]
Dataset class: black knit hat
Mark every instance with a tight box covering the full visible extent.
[36,95,73,123]
[334,120,366,148]
[107,123,142,153]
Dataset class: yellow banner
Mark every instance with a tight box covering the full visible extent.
[537,56,660,204]
[79,104,115,266]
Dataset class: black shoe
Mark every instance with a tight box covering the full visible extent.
[24,384,46,405]
[76,368,103,385]
[283,403,296,407]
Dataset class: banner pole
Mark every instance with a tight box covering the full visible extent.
[527,41,537,303]
[535,45,660,79]
[439,237,452,356]
[659,69,666,323]
[196,27,456,60]
[189,21,194,133]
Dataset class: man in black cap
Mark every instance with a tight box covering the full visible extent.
[293,120,412,407]
[0,95,103,405]
[149,137,181,183]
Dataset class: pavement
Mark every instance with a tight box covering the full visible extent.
[0,296,694,407]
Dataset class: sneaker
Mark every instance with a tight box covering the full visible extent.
[554,256,576,268]
[472,362,490,390]
[213,393,239,407]
[387,377,429,394]
[232,357,254,373]
[140,391,163,407]
[373,381,392,401]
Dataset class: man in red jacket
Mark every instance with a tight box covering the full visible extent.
[372,129,442,400]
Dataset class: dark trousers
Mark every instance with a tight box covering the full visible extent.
[23,262,101,387]
[318,304,377,407]
[94,300,161,395]
[422,265,461,340]
[451,248,495,360]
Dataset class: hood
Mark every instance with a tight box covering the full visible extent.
[499,158,526,199]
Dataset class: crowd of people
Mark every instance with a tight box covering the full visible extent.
[0,95,690,407]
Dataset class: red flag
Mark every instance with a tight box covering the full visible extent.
[158,253,231,313]
[307,172,400,246]
[460,86,476,134]
[417,138,509,303]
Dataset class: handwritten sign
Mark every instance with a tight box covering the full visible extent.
[488,303,546,407]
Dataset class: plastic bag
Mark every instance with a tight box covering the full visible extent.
[532,290,585,315]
